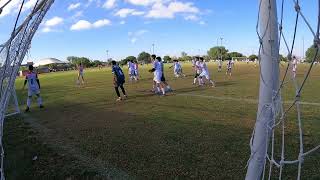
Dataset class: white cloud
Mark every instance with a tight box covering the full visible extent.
[146,1,199,19]
[184,15,199,21]
[71,20,92,30]
[41,16,64,33]
[70,19,111,31]
[93,19,111,28]
[199,21,206,25]
[0,0,37,18]
[115,8,145,18]
[125,0,171,6]
[103,0,116,9]
[68,3,81,11]
[128,29,148,43]
[72,11,83,19]
[44,17,64,27]
[120,20,126,25]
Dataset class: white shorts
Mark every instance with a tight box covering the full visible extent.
[129,69,135,76]
[200,71,210,79]
[153,72,162,84]
[28,88,40,96]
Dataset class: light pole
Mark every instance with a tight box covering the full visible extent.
[106,50,109,62]
[152,43,155,54]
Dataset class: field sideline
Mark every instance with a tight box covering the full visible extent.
[4,62,320,179]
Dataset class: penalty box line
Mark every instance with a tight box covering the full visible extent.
[178,93,320,107]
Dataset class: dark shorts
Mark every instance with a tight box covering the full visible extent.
[194,73,200,78]
[115,78,125,87]
[161,75,166,82]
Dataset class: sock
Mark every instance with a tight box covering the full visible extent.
[193,78,197,84]
[161,88,166,95]
[27,97,31,107]
[37,96,43,106]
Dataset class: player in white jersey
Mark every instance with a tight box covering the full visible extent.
[128,60,136,82]
[134,61,139,81]
[23,65,43,112]
[149,57,166,95]
[218,59,223,72]
[226,59,232,76]
[193,57,204,85]
[292,56,298,78]
[170,60,184,78]
[77,63,85,85]
[199,57,215,87]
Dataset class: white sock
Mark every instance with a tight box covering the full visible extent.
[193,78,197,84]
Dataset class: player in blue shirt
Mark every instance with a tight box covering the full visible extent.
[112,61,127,101]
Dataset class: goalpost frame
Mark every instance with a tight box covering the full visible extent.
[246,0,280,179]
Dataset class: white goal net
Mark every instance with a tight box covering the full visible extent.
[246,0,320,179]
[0,0,54,179]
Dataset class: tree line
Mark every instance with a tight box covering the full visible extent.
[66,44,318,67]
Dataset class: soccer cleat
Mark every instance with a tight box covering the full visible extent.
[116,97,122,101]
[25,107,30,112]
[123,95,128,99]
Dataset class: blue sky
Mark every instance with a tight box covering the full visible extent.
[0,0,318,62]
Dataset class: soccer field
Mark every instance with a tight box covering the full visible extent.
[4,62,320,179]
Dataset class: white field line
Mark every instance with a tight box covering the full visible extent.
[178,93,320,107]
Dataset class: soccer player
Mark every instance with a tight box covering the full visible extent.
[128,60,136,82]
[112,61,127,101]
[199,57,215,87]
[158,57,172,92]
[149,57,166,96]
[292,56,298,78]
[23,65,43,112]
[134,60,139,81]
[193,57,203,85]
[77,63,85,85]
[226,59,232,76]
[218,59,223,72]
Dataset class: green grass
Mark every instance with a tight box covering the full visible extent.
[4,62,320,179]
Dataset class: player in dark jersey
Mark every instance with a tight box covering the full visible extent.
[111,61,127,101]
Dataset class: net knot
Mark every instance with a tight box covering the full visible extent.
[298,153,305,164]
[279,25,283,32]
[287,53,292,61]
[294,3,301,12]
[313,38,320,48]
[295,93,301,102]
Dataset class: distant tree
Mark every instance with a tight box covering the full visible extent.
[228,52,244,58]
[248,54,258,61]
[181,51,188,57]
[279,54,288,62]
[91,60,103,67]
[67,56,91,67]
[178,55,192,62]
[306,45,320,63]
[163,55,172,63]
[207,46,229,60]
[137,52,151,64]
[120,56,137,65]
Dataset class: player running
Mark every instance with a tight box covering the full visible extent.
[292,56,298,78]
[199,57,215,87]
[128,60,136,82]
[112,61,127,101]
[134,60,139,80]
[226,59,232,76]
[77,63,85,85]
[170,60,185,78]
[193,57,203,85]
[23,65,44,112]
[218,59,222,72]
[149,57,166,96]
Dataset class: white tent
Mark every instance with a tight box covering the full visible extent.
[34,58,66,67]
